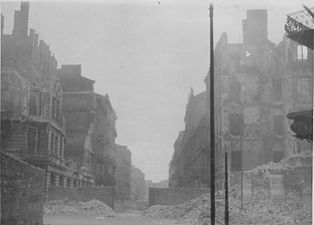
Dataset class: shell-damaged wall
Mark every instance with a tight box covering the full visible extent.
[215,9,292,170]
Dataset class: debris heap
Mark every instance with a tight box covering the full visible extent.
[44,199,114,217]
[144,190,311,225]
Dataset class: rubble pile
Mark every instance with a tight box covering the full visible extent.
[44,199,114,216]
[143,194,224,224]
[144,190,311,225]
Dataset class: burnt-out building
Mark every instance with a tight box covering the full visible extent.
[283,7,313,151]
[169,9,313,187]
[114,145,132,201]
[213,9,312,170]
[1,2,70,190]
[215,9,283,170]
[60,65,117,186]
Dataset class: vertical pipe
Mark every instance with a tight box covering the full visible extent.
[209,3,215,225]
[225,151,229,225]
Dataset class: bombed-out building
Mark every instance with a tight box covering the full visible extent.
[282,7,313,151]
[59,65,117,186]
[1,2,69,190]
[169,9,313,188]
[215,9,283,170]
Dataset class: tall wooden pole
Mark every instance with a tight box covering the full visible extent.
[225,151,229,225]
[209,3,215,225]
[240,128,243,210]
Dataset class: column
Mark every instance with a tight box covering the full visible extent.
[70,178,74,188]
[46,171,51,192]
[63,176,67,188]
[55,174,60,187]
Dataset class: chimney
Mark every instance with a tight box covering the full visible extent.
[13,1,29,37]
[242,9,268,44]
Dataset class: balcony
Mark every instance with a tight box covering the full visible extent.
[285,7,314,50]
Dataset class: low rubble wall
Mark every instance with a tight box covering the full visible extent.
[149,187,210,206]
[1,152,46,225]
[48,186,115,208]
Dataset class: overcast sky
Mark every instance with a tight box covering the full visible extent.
[1,0,312,182]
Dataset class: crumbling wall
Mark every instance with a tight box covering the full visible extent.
[47,186,115,208]
[149,187,210,206]
[1,152,45,225]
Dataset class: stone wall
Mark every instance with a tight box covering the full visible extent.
[1,152,46,225]
[149,187,210,206]
[47,186,115,208]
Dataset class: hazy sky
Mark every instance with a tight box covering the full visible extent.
[1,0,312,182]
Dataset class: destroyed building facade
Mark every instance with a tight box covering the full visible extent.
[1,2,70,190]
[59,65,117,186]
[169,9,313,187]
[1,2,122,190]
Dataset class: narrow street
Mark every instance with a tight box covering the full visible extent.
[44,212,178,225]
[1,2,313,225]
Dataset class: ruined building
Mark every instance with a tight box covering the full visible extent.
[59,65,117,186]
[214,9,282,170]
[1,2,70,190]
[169,9,313,188]
[114,145,132,201]
[284,7,313,145]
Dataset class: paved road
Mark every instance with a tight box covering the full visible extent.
[44,212,179,225]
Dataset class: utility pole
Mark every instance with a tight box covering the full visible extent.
[225,151,229,225]
[209,3,215,225]
[240,126,243,210]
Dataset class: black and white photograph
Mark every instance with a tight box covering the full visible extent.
[0,0,313,224]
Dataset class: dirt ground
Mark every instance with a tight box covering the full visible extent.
[44,211,179,225]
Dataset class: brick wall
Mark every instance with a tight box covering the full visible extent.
[1,152,46,225]
[48,186,115,208]
[149,188,210,206]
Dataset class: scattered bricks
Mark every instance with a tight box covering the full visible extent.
[48,186,115,208]
[149,187,210,206]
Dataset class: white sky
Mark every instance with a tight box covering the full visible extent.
[1,0,312,182]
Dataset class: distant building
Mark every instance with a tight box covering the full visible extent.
[114,145,132,201]
[59,65,117,186]
[169,90,213,188]
[145,179,168,200]
[1,2,70,190]
[130,166,145,200]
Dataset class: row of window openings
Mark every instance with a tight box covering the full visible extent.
[228,114,284,136]
[29,93,61,122]
[229,78,312,103]
[27,129,64,157]
[49,174,88,187]
[50,132,64,158]
[228,79,283,102]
